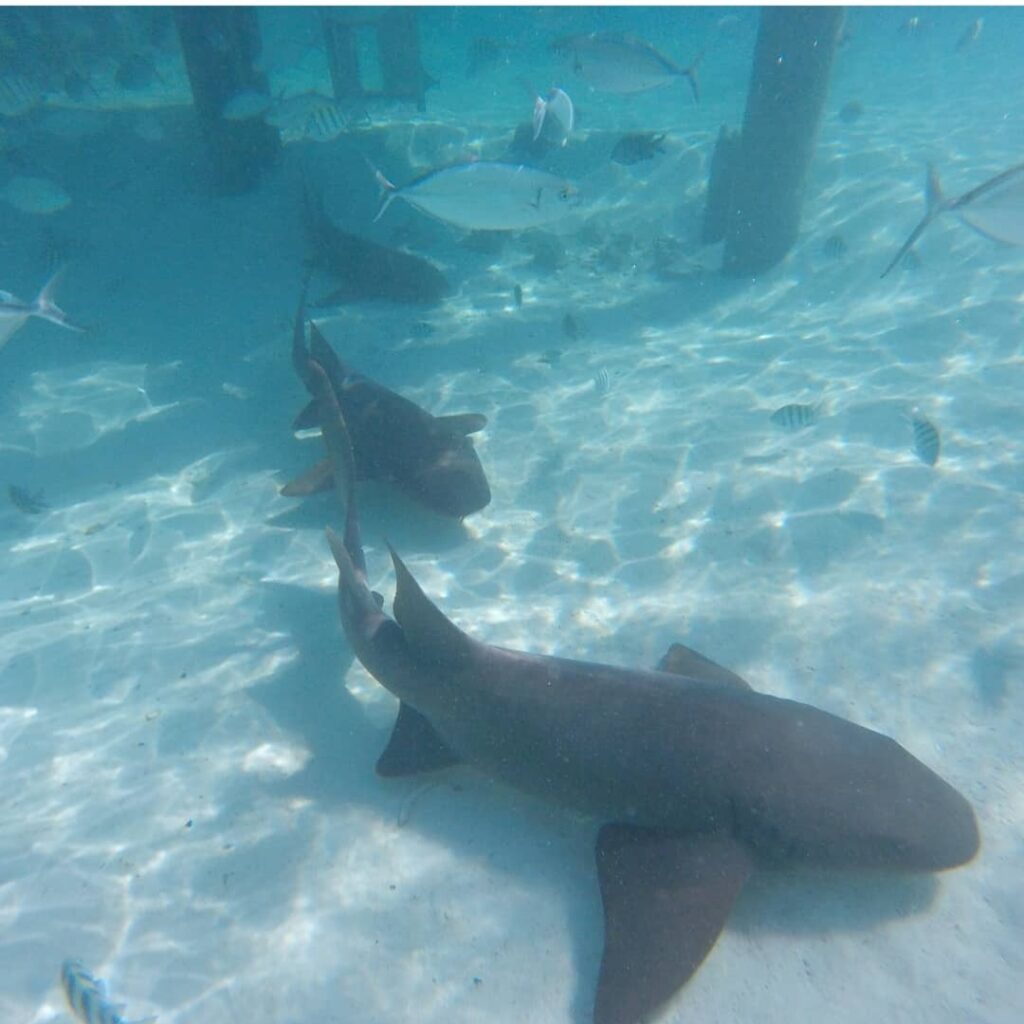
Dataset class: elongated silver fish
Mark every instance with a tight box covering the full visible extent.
[374,162,579,232]
[0,269,84,350]
[770,402,818,430]
[909,412,941,466]
[881,162,1024,277]
[552,31,699,101]
[61,959,156,1024]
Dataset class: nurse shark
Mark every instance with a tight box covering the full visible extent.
[305,356,979,1024]
[283,293,490,519]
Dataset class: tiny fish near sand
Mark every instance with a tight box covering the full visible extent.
[610,131,667,166]
[910,411,941,466]
[881,162,1024,277]
[0,269,83,350]
[373,161,579,232]
[770,403,818,430]
[552,31,700,100]
[61,959,156,1024]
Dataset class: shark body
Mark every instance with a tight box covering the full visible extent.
[303,346,979,1024]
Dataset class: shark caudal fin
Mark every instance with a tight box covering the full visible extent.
[305,354,365,577]
[33,268,84,332]
[881,163,949,278]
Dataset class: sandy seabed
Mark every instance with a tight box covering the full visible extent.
[1,8,1022,1024]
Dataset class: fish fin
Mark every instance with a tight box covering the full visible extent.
[292,398,321,431]
[594,825,753,1024]
[532,95,547,141]
[389,544,475,669]
[657,642,753,691]
[377,701,462,776]
[372,168,398,222]
[280,458,334,497]
[373,590,384,608]
[881,163,949,278]
[34,267,84,332]
[435,412,488,435]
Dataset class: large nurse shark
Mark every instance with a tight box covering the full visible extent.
[304,354,979,1024]
[283,294,490,519]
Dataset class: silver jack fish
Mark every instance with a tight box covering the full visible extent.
[552,31,700,101]
[0,268,84,350]
[881,162,1024,278]
[373,161,579,232]
[61,959,156,1024]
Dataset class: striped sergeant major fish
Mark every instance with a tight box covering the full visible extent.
[61,959,156,1024]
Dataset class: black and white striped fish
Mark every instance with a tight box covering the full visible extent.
[909,411,941,466]
[61,959,156,1024]
[304,102,347,143]
[770,402,819,430]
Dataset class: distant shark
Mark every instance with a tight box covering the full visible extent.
[307,357,979,1024]
[284,293,491,519]
[302,184,449,306]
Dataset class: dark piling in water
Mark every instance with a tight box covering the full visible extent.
[717,7,843,276]
[173,6,280,195]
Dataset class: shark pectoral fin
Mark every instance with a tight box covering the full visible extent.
[280,458,335,497]
[389,545,475,669]
[656,642,753,691]
[435,412,488,435]
[377,701,462,776]
[293,399,321,431]
[594,825,753,1024]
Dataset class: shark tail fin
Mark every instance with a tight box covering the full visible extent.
[34,268,84,332]
[880,162,949,278]
[306,357,366,576]
[389,544,475,669]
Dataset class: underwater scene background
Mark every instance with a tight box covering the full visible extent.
[0,5,1021,1024]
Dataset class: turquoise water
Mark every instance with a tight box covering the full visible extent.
[1,7,1021,1024]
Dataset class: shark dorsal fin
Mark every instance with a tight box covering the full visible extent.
[377,701,462,777]
[435,412,488,435]
[657,642,752,691]
[594,825,753,1024]
[390,545,474,668]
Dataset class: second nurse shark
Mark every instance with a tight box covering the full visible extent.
[294,313,979,1024]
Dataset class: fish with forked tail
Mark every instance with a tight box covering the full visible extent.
[881,162,1024,277]
[373,161,579,232]
[552,31,700,101]
[0,268,83,350]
